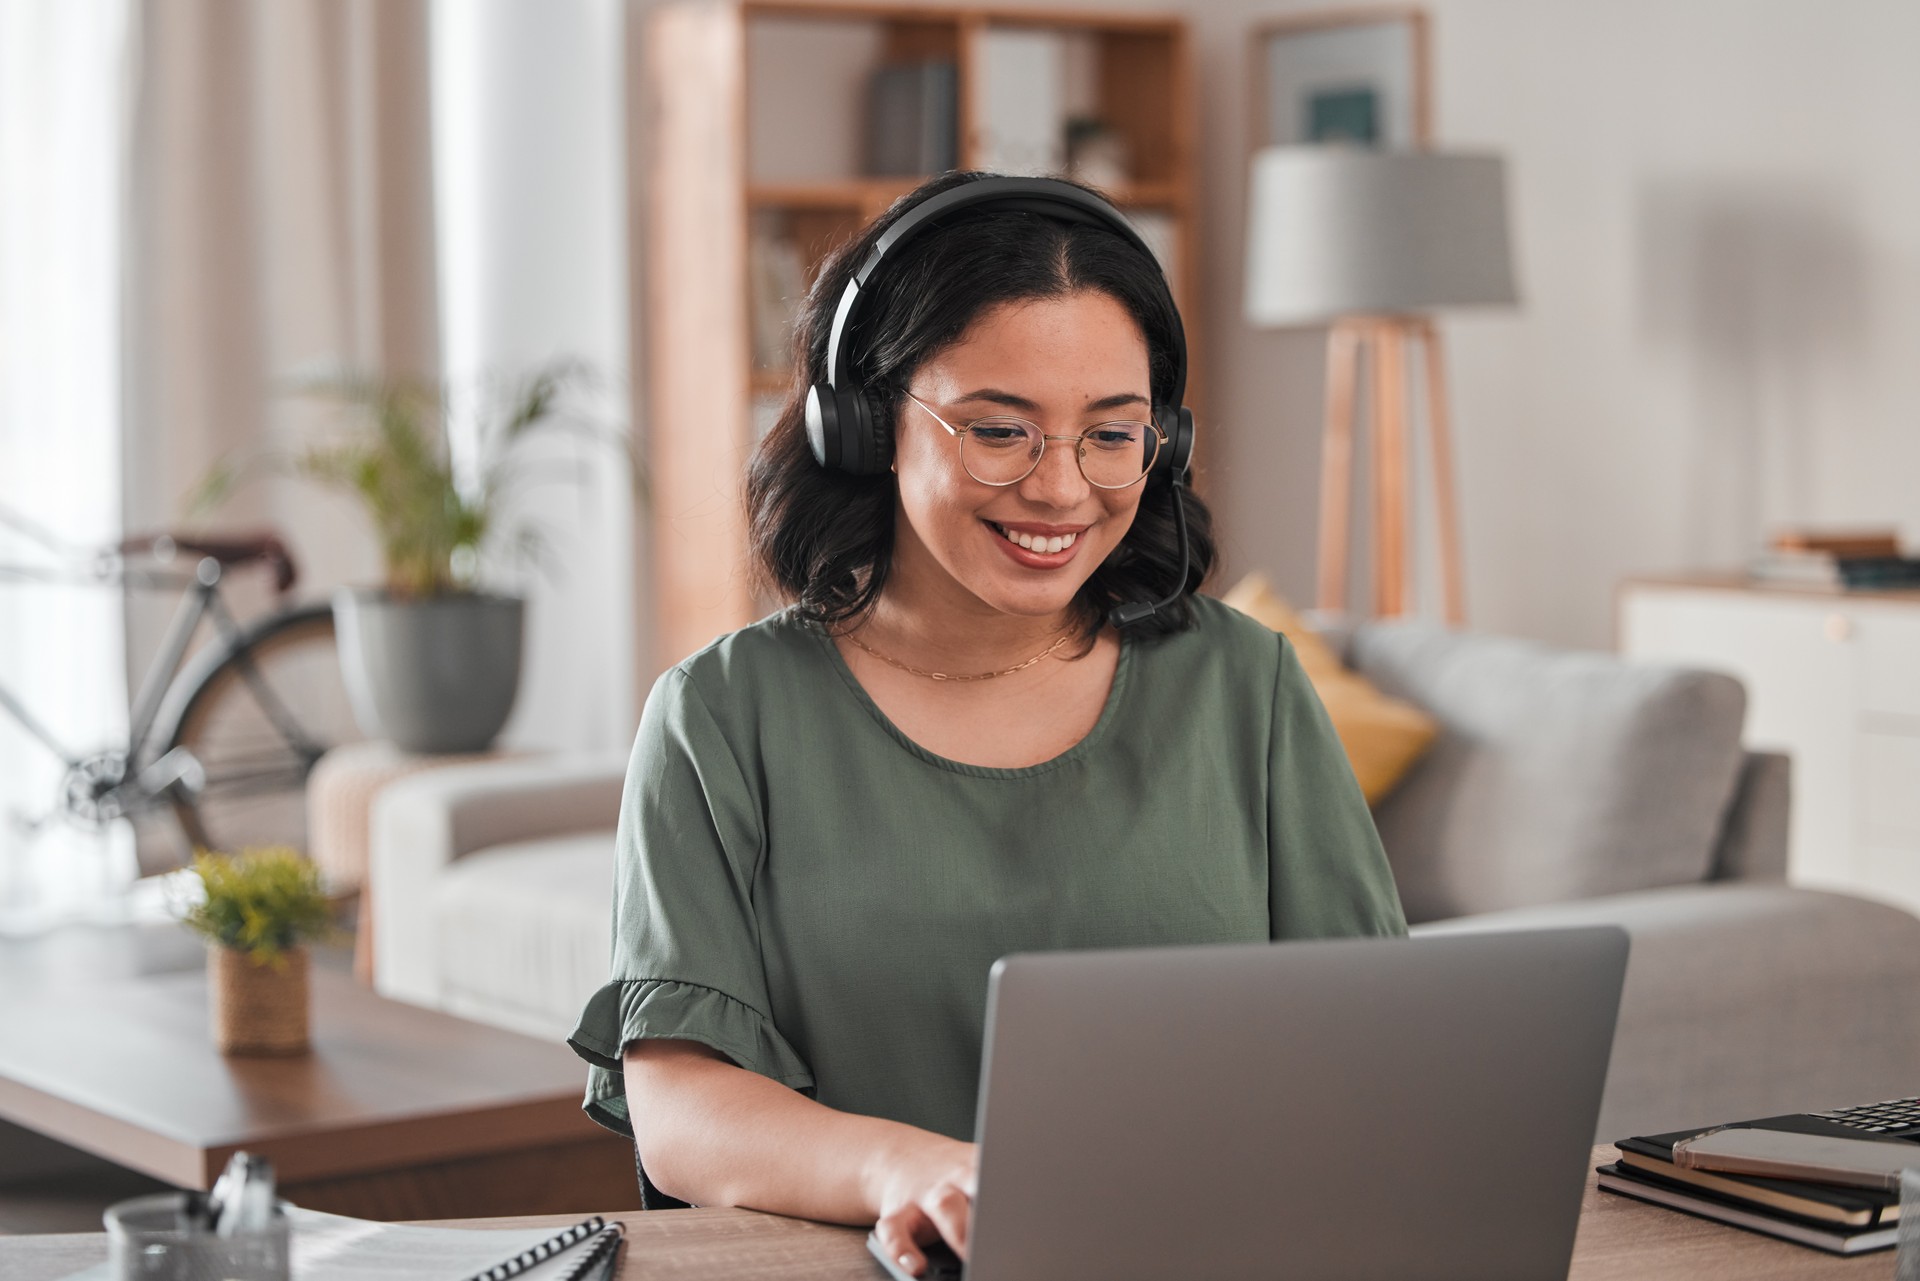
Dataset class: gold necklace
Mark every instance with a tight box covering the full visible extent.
[841,628,1076,682]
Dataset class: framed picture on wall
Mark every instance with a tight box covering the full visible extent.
[1252,7,1431,150]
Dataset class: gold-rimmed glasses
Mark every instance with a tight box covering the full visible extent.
[903,391,1165,490]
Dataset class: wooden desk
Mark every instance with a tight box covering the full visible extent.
[0,1149,1892,1279]
[0,924,640,1221]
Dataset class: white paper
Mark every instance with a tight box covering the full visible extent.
[62,1206,613,1281]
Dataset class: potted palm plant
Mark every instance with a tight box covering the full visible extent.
[180,847,334,1055]
[200,362,627,754]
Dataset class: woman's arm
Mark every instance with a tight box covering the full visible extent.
[624,1039,976,1274]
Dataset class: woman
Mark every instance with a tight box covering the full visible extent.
[569,171,1405,1275]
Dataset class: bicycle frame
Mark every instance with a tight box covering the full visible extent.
[1,496,346,861]
[0,555,211,772]
[0,550,320,826]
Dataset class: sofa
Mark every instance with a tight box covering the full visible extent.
[368,618,1920,1142]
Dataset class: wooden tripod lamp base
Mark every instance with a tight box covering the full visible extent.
[1316,314,1465,623]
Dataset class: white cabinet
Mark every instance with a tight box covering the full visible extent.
[1619,578,1920,914]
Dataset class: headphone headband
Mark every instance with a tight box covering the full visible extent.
[824,177,1188,414]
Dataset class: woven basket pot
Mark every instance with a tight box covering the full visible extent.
[209,945,311,1056]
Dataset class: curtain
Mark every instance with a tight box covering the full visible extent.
[4,0,630,918]
[124,0,440,643]
[118,0,438,870]
[431,0,637,753]
[0,0,137,928]
[131,0,634,760]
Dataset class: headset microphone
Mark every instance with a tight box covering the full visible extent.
[1106,477,1191,629]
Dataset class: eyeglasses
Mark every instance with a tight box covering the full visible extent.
[903,391,1165,490]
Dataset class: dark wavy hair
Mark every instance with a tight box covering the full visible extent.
[745,171,1215,638]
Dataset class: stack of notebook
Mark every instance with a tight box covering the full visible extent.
[1598,1099,1920,1254]
[1750,527,1920,590]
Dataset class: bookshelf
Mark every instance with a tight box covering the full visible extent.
[646,0,1198,668]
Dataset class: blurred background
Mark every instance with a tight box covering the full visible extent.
[5,0,1920,912]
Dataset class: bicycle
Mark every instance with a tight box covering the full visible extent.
[0,504,361,867]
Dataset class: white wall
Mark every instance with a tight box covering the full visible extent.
[433,0,637,751]
[1198,0,1920,649]
[615,0,1920,656]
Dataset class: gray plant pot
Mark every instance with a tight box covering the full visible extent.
[332,589,524,755]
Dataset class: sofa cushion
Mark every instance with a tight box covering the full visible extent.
[1220,575,1438,804]
[432,831,614,1040]
[1354,622,1746,922]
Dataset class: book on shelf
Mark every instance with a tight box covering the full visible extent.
[865,60,957,177]
[747,217,805,376]
[1749,549,1920,590]
[976,29,1064,176]
[1770,527,1902,559]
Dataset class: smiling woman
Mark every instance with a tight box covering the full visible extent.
[752,172,1202,648]
[566,172,1406,1277]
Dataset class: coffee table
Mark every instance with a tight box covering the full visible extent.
[0,1149,1896,1279]
[0,922,640,1222]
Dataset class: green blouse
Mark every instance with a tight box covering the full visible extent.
[568,595,1406,1142]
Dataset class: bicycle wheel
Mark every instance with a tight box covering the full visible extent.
[156,604,364,860]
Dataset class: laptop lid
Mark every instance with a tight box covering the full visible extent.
[965,927,1628,1281]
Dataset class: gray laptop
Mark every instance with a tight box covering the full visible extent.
[871,927,1628,1281]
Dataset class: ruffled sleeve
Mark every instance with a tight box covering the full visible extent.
[568,667,815,1139]
[572,978,815,1135]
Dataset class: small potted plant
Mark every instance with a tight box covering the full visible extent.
[179,848,334,1055]
[197,361,633,754]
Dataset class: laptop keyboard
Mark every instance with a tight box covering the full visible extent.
[1811,1096,1920,1136]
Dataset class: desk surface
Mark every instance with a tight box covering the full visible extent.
[0,1148,1893,1280]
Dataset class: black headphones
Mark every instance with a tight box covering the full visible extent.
[804,176,1195,488]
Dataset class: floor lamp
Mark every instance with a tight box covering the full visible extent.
[1244,148,1517,622]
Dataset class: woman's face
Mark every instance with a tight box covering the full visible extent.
[891,289,1153,622]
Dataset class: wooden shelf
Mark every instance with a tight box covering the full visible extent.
[748,179,923,213]
[648,0,1198,669]
[742,0,1177,30]
[749,178,1179,212]
[1105,180,1182,209]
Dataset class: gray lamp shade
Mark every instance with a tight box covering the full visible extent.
[1244,147,1519,327]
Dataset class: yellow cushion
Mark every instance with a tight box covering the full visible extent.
[1220,574,1438,805]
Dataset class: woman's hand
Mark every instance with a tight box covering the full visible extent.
[867,1133,979,1276]
[624,1038,977,1256]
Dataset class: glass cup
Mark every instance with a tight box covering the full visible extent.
[1898,1168,1920,1280]
[104,1192,290,1281]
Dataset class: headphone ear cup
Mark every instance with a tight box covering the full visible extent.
[1156,406,1195,485]
[861,388,894,475]
[834,385,890,476]
[807,383,895,475]
[805,384,838,469]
